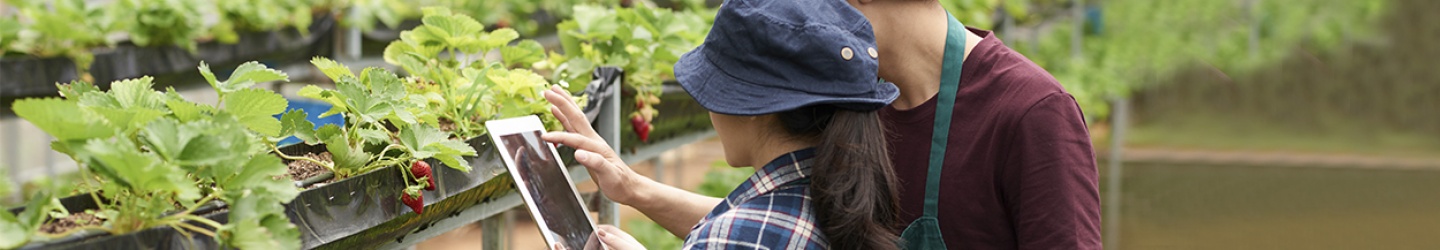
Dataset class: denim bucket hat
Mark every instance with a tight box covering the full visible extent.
[674,0,899,116]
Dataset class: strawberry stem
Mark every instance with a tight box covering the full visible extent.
[269,143,335,170]
[174,194,218,218]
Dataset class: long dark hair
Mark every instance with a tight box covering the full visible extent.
[779,105,901,250]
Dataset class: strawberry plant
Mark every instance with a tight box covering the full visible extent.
[436,0,589,35]
[3,0,122,76]
[329,0,412,32]
[211,0,317,43]
[115,0,208,52]
[382,7,565,138]
[287,57,476,202]
[545,4,711,142]
[0,193,67,249]
[6,61,302,249]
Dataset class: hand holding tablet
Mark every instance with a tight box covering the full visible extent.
[486,115,603,250]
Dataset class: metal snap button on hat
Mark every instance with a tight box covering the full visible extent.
[672,0,899,116]
[868,47,878,58]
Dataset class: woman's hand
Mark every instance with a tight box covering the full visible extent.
[541,86,649,205]
[594,225,647,250]
[543,86,718,237]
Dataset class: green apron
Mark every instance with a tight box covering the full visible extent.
[899,13,966,250]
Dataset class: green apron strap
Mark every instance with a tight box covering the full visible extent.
[923,13,966,218]
[900,12,966,250]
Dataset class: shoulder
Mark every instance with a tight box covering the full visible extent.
[961,33,1077,119]
[684,185,827,249]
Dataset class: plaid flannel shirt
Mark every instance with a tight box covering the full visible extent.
[682,148,828,249]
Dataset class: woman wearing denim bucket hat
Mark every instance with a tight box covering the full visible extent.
[540,0,902,249]
[549,0,1101,249]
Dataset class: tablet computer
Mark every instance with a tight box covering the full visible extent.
[486,115,600,250]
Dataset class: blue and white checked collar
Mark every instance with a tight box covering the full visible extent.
[684,148,827,249]
[724,148,817,208]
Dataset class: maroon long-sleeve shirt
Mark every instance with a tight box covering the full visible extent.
[880,28,1102,249]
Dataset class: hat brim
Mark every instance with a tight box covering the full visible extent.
[674,47,898,116]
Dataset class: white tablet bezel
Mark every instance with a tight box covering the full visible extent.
[485,115,597,249]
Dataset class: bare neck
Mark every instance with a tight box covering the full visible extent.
[749,138,814,170]
[883,11,984,110]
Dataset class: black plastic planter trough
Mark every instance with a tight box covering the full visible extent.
[5,193,231,250]
[0,14,337,99]
[4,137,531,250]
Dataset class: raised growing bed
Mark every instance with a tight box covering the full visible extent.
[277,137,579,249]
[305,138,504,249]
[0,15,337,99]
[4,137,558,249]
[6,194,230,250]
[619,81,713,153]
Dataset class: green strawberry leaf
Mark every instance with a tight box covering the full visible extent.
[226,155,299,203]
[360,67,406,102]
[500,39,546,68]
[202,61,290,94]
[0,209,26,249]
[310,57,355,81]
[225,88,289,137]
[166,99,208,122]
[431,140,475,172]
[399,125,475,172]
[221,198,299,250]
[17,192,64,231]
[382,41,423,71]
[297,85,349,118]
[57,80,101,99]
[140,118,189,164]
[355,127,390,146]
[279,110,318,144]
[90,106,165,133]
[79,137,201,201]
[317,124,371,173]
[142,119,241,170]
[12,98,114,141]
[418,7,485,53]
[221,213,273,249]
[480,28,520,50]
[398,125,448,159]
[108,77,165,110]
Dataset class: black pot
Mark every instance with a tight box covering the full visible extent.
[0,13,338,100]
[91,14,337,86]
[6,194,231,250]
[0,56,80,98]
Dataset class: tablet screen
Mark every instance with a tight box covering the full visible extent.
[496,129,595,249]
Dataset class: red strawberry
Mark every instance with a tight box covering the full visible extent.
[401,192,424,214]
[630,114,651,142]
[411,161,434,190]
[495,19,510,29]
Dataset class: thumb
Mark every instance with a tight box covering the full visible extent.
[574,150,615,174]
[595,225,646,250]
